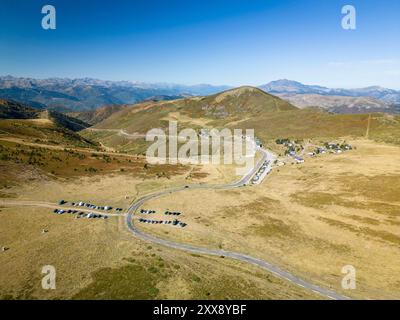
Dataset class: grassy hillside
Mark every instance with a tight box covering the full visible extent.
[0,119,94,148]
[81,86,400,153]
[233,109,400,144]
[68,104,127,125]
[94,86,295,129]
[0,99,94,148]
[46,110,90,132]
[0,99,41,119]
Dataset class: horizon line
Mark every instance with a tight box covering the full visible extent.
[0,74,399,91]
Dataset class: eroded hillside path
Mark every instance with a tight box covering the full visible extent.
[0,136,140,159]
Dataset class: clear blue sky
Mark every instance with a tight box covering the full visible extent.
[1,0,399,88]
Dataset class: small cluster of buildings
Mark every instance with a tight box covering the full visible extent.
[293,155,305,164]
[286,150,305,164]
[324,142,353,153]
[276,138,353,165]
[312,143,353,156]
[278,140,305,163]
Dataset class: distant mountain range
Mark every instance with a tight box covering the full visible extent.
[259,79,400,104]
[278,93,399,114]
[259,79,400,114]
[1,76,399,114]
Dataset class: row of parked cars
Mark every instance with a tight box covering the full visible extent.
[58,200,123,212]
[138,218,187,228]
[164,211,182,216]
[140,209,182,216]
[140,209,156,214]
[53,209,108,219]
[252,160,270,184]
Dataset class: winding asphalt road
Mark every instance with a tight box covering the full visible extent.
[125,147,350,300]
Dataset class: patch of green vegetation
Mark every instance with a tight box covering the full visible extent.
[80,129,116,141]
[293,188,400,219]
[339,174,400,203]
[148,266,159,274]
[318,216,400,246]
[222,196,280,219]
[363,227,400,246]
[248,217,296,239]
[0,191,17,198]
[73,263,163,300]
[0,119,94,148]
[291,192,351,209]
[0,139,187,186]
[346,214,380,225]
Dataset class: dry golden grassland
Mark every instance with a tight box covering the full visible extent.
[0,137,319,299]
[2,129,399,300]
[0,205,318,299]
[3,88,400,299]
[0,148,317,299]
[136,139,400,300]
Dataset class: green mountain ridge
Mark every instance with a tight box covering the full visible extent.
[81,86,400,153]
[0,99,94,148]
